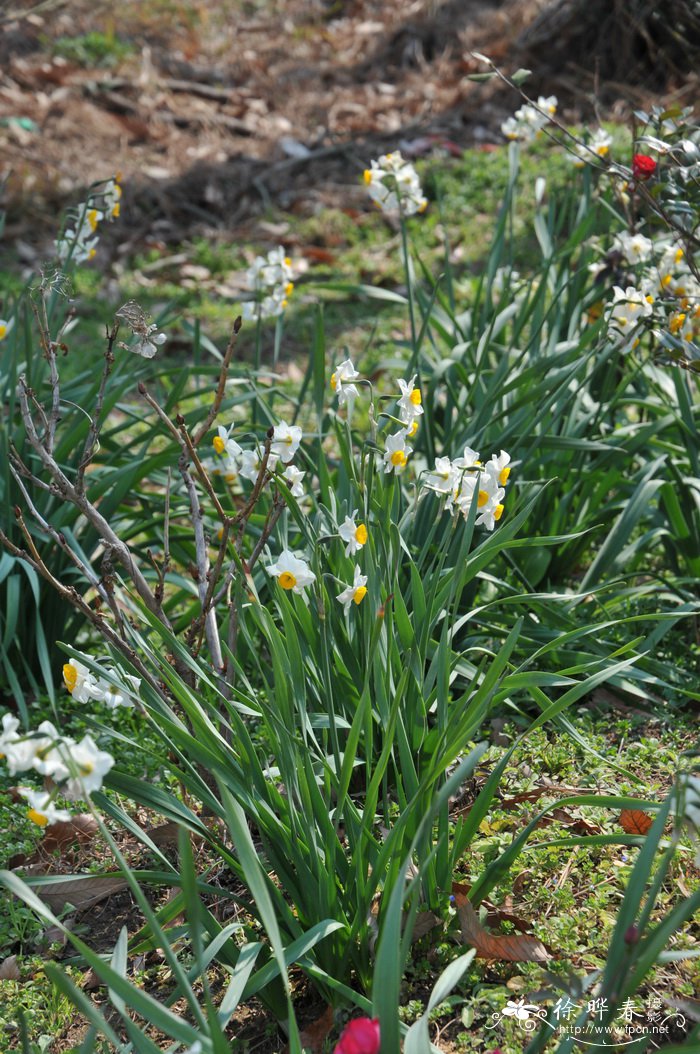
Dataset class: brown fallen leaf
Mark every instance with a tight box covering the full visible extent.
[294,1006,334,1054]
[146,821,205,847]
[0,956,20,980]
[411,910,442,942]
[550,808,601,835]
[619,809,654,835]
[33,875,127,913]
[455,893,550,963]
[41,815,99,854]
[82,968,103,991]
[499,786,593,810]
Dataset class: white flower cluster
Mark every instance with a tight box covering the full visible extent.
[570,127,613,168]
[212,416,311,592]
[423,448,512,531]
[363,151,427,216]
[383,373,423,475]
[608,286,654,342]
[55,176,122,264]
[0,713,115,823]
[241,246,294,321]
[601,231,700,350]
[63,656,141,710]
[209,420,304,491]
[501,96,558,143]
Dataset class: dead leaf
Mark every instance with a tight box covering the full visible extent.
[546,808,601,835]
[455,893,550,963]
[411,910,442,942]
[302,246,336,265]
[618,809,654,835]
[82,968,103,991]
[295,1006,334,1054]
[41,815,99,854]
[0,956,20,980]
[33,875,127,913]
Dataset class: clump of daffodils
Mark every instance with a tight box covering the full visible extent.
[55,175,122,264]
[381,373,425,475]
[593,226,700,353]
[501,96,558,143]
[63,655,141,710]
[0,712,115,825]
[363,151,427,216]
[608,286,654,345]
[242,246,294,321]
[208,418,303,490]
[423,448,512,531]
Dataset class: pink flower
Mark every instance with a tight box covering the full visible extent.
[334,1017,381,1054]
[632,154,657,181]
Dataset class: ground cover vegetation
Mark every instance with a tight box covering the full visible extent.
[1,43,700,1054]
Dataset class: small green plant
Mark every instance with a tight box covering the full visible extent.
[51,32,134,68]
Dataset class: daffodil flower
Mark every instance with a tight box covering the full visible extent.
[397,374,424,426]
[383,430,412,474]
[267,550,316,594]
[63,735,115,799]
[271,422,303,463]
[485,450,511,488]
[282,464,306,497]
[19,788,72,828]
[612,232,653,264]
[609,286,654,337]
[338,511,368,556]
[331,358,361,409]
[424,456,458,495]
[2,721,65,777]
[336,566,368,614]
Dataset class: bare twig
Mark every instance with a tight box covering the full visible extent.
[9,463,124,631]
[29,292,62,455]
[18,376,169,628]
[178,443,224,671]
[179,421,229,523]
[76,322,119,492]
[0,523,167,705]
[192,317,242,446]
[139,383,224,670]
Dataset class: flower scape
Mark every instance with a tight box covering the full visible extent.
[0,67,699,1054]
